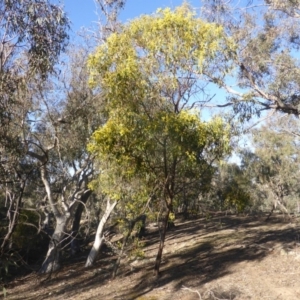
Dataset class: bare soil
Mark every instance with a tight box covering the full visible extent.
[3,214,300,300]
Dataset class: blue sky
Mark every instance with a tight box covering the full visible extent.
[62,0,198,34]
[60,0,232,116]
[60,0,228,121]
[60,0,244,163]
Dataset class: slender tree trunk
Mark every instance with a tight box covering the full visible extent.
[85,199,117,267]
[265,201,277,221]
[70,190,92,255]
[1,180,26,254]
[154,208,170,276]
[277,200,290,219]
[266,197,290,222]
[112,220,134,279]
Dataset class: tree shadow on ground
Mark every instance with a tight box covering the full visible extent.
[5,214,300,300]
[119,216,299,299]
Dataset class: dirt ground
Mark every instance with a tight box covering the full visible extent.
[3,214,300,300]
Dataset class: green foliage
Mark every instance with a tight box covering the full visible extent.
[0,0,70,187]
[223,186,251,213]
[129,238,145,260]
[214,162,252,213]
[11,210,45,253]
[202,0,300,117]
[0,252,18,284]
[1,0,69,76]
[87,4,233,223]
[89,110,231,173]
[169,212,175,222]
[88,4,235,109]
[242,116,300,212]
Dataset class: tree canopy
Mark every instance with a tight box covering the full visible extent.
[202,0,300,118]
[87,4,233,274]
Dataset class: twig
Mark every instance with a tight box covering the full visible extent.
[182,285,202,299]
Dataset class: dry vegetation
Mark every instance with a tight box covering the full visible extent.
[3,214,300,300]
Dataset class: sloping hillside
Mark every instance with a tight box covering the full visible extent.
[4,215,300,300]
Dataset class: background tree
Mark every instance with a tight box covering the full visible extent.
[28,41,107,274]
[34,0,128,273]
[0,0,69,258]
[201,0,300,119]
[242,115,300,219]
[213,162,252,214]
[93,0,126,40]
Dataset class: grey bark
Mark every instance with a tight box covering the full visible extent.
[28,147,93,273]
[39,187,92,273]
[39,162,69,274]
[265,187,290,221]
[70,190,92,255]
[39,215,67,274]
[0,180,26,254]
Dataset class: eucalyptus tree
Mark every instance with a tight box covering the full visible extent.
[93,0,126,40]
[0,0,69,255]
[201,0,300,119]
[199,0,300,223]
[37,0,128,271]
[247,116,300,219]
[210,162,252,213]
[26,42,106,274]
[87,4,233,275]
[0,0,69,152]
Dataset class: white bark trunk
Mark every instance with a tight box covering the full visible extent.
[277,200,291,218]
[85,199,117,267]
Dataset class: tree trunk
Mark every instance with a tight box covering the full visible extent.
[154,208,170,276]
[111,214,146,278]
[38,161,69,274]
[277,200,290,219]
[39,215,67,274]
[112,219,134,279]
[265,198,277,221]
[1,180,26,254]
[70,190,92,255]
[266,198,290,222]
[85,199,117,267]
